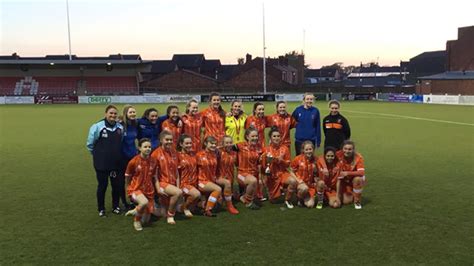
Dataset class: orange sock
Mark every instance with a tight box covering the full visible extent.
[352,184,363,203]
[206,191,221,211]
[183,195,196,210]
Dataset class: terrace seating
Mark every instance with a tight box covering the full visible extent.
[84,77,138,95]
[0,76,138,95]
[0,77,19,96]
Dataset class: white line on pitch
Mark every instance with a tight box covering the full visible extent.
[344,110,474,126]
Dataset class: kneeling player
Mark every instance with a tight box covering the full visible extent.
[316,147,341,209]
[151,131,183,224]
[177,134,201,218]
[337,140,365,209]
[262,127,297,209]
[235,128,262,210]
[197,136,239,216]
[125,138,158,231]
[291,141,317,208]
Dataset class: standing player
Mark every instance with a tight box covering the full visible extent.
[202,92,226,143]
[151,131,183,224]
[290,141,318,208]
[225,99,247,144]
[124,138,158,231]
[182,99,203,152]
[86,105,124,217]
[245,102,268,150]
[261,127,297,209]
[322,100,351,150]
[235,128,262,210]
[161,105,183,146]
[197,136,239,216]
[118,104,138,210]
[317,146,341,209]
[137,108,160,150]
[267,101,297,151]
[337,140,365,209]
[292,93,321,154]
[177,134,201,218]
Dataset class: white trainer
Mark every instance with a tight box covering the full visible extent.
[354,202,362,209]
[167,216,176,225]
[133,221,143,231]
[183,209,193,218]
[284,200,294,209]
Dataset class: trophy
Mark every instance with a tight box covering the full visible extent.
[265,153,273,176]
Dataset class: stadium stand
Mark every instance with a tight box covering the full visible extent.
[84,77,138,95]
[0,76,138,96]
[0,54,149,96]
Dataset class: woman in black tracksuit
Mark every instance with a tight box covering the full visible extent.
[322,100,351,150]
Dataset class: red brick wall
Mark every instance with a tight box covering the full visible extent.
[145,70,218,91]
[446,26,474,71]
[222,68,289,92]
[417,79,474,95]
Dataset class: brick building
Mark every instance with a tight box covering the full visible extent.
[142,53,304,94]
[418,26,474,94]
[143,69,218,94]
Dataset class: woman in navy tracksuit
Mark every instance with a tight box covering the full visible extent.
[86,105,124,217]
[137,108,168,150]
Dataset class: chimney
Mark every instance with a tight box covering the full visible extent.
[245,53,252,64]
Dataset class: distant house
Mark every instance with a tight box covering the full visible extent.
[144,69,219,93]
[141,60,177,82]
[221,54,300,93]
[418,26,474,95]
[141,54,221,92]
[140,52,306,93]
[304,68,341,84]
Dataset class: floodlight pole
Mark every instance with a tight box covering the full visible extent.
[262,2,267,94]
[66,0,72,60]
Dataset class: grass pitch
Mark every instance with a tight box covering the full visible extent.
[0,101,473,264]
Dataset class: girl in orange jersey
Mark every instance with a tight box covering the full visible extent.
[197,136,239,216]
[151,130,183,224]
[234,127,262,210]
[316,146,341,209]
[161,105,183,146]
[336,140,365,209]
[290,141,318,208]
[245,102,268,150]
[124,138,158,231]
[202,92,226,143]
[266,101,297,151]
[177,134,201,218]
[261,127,298,209]
[182,99,203,152]
[219,135,238,198]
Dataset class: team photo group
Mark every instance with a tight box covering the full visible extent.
[86,92,365,231]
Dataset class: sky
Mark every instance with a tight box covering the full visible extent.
[1,0,473,68]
